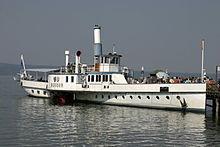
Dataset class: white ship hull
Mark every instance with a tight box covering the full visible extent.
[75,91,206,112]
[20,79,50,98]
[23,87,50,98]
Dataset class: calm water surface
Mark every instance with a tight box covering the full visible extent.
[0,75,220,146]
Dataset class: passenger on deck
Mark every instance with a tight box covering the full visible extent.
[169,77,174,83]
[174,77,180,83]
[185,78,191,83]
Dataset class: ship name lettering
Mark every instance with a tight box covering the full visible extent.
[51,83,63,88]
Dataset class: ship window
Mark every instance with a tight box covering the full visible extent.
[138,96,141,99]
[95,57,99,64]
[95,95,98,98]
[32,90,34,93]
[44,91,46,95]
[103,75,108,82]
[108,95,110,99]
[96,75,99,82]
[110,75,112,82]
[122,95,125,99]
[101,57,104,63]
[166,96,170,100]
[130,96,133,99]
[156,96,159,99]
[66,76,68,82]
[116,57,119,64]
[103,75,106,82]
[91,75,94,82]
[37,90,40,94]
[88,75,90,82]
[106,75,108,81]
[115,95,117,99]
[147,96,150,99]
[105,57,109,63]
[110,57,115,64]
[71,76,74,82]
[102,95,104,99]
[99,75,101,82]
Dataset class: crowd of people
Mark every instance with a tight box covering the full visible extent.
[132,76,215,84]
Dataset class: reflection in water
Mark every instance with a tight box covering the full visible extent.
[204,112,220,147]
[13,96,212,146]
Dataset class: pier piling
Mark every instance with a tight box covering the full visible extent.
[206,87,220,117]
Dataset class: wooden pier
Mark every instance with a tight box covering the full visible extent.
[206,81,220,117]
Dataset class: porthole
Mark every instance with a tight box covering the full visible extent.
[32,90,34,93]
[122,95,125,99]
[166,96,170,100]
[156,96,159,99]
[138,96,141,99]
[37,91,40,94]
[147,96,150,99]
[115,95,117,99]
[176,96,180,100]
[43,91,46,95]
[130,96,133,99]
[104,86,106,89]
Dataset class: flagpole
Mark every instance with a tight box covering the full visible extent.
[201,40,205,83]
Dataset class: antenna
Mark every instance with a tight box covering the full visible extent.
[112,44,116,54]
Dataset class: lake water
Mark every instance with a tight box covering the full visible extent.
[0,75,220,146]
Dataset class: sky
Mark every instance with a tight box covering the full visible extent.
[0,0,219,74]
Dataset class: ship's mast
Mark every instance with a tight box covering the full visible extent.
[201,40,205,83]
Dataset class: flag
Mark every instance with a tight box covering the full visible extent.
[20,55,24,68]
[20,54,27,76]
[20,54,26,70]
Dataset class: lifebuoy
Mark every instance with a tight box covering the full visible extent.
[52,96,66,105]
[60,97,66,105]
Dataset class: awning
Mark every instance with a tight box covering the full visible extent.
[25,68,59,72]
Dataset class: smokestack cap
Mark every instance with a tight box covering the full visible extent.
[94,25,101,29]
[65,50,70,55]
[76,51,82,57]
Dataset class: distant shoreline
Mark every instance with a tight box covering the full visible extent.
[0,63,58,76]
[0,62,216,78]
